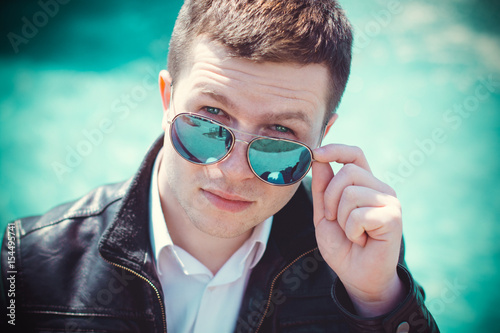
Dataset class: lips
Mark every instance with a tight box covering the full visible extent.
[202,188,253,213]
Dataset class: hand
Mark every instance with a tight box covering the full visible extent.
[311,144,405,317]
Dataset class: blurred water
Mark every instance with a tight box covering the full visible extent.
[1,0,499,331]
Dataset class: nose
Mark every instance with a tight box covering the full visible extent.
[212,136,256,182]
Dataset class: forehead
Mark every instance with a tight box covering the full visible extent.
[176,37,331,125]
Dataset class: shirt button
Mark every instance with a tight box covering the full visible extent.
[396,322,410,333]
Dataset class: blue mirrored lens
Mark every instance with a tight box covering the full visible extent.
[171,114,232,164]
[248,139,312,185]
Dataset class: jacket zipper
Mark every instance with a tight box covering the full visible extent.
[254,247,319,333]
[100,255,167,333]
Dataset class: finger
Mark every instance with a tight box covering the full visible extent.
[315,218,350,258]
[324,164,396,221]
[345,206,403,247]
[313,144,371,173]
[337,186,400,232]
[311,161,334,227]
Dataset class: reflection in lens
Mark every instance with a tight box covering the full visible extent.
[171,115,232,164]
[249,139,312,185]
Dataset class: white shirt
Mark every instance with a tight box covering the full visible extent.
[149,149,273,333]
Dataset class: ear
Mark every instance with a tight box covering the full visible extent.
[159,70,172,110]
[159,70,172,131]
[323,113,338,139]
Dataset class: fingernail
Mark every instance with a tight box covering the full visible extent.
[314,146,325,154]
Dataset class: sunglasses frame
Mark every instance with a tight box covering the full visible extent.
[168,112,315,186]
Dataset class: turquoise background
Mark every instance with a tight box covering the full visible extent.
[1,0,499,331]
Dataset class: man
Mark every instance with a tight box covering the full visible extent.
[1,0,439,332]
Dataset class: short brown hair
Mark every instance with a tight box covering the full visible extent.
[167,0,353,119]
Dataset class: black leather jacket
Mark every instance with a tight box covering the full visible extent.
[1,136,439,332]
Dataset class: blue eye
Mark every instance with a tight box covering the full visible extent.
[206,107,221,115]
[275,125,291,133]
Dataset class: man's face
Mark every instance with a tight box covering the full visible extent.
[158,37,332,239]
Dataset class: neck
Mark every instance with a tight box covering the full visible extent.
[164,210,252,274]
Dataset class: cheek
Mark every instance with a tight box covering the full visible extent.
[162,137,195,180]
[161,136,227,187]
[263,183,300,211]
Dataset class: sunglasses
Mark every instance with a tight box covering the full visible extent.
[167,90,315,186]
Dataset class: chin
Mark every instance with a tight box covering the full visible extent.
[190,211,259,239]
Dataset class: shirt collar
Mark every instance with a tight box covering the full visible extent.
[149,148,174,263]
[246,215,272,269]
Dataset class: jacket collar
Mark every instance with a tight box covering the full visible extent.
[99,135,164,273]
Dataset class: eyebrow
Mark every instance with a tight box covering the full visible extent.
[261,111,312,127]
[199,88,238,110]
[198,88,312,127]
